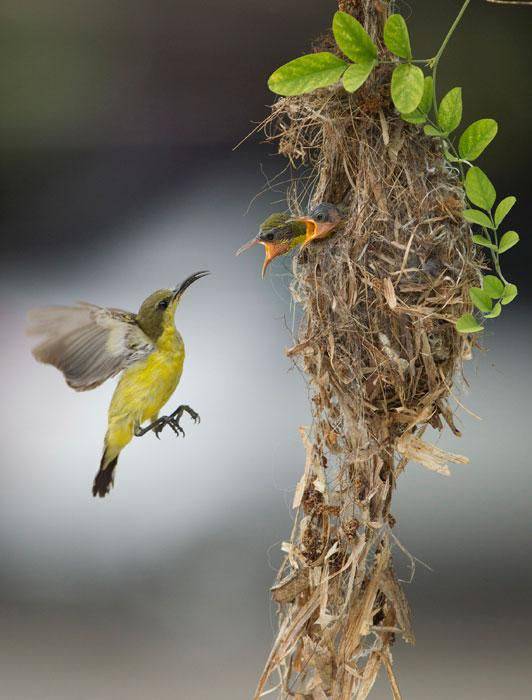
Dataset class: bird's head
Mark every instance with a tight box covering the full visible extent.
[289,203,344,249]
[236,213,307,277]
[136,270,209,341]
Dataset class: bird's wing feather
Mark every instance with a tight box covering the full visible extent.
[28,303,154,391]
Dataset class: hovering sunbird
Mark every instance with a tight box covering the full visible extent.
[28,271,209,498]
[236,212,306,277]
[289,203,344,249]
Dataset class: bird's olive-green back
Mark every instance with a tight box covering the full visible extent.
[260,212,290,231]
[136,289,174,341]
[259,212,307,242]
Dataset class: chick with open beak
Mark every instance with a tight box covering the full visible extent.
[289,203,344,249]
[235,213,306,277]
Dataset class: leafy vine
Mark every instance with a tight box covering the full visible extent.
[267,1,519,332]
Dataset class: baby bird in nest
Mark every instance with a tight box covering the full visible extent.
[290,203,344,249]
[236,212,307,277]
[236,204,343,277]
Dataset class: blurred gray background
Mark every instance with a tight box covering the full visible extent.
[1,1,531,698]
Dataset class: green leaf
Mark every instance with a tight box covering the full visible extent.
[401,112,426,125]
[462,209,494,228]
[469,287,493,313]
[456,313,483,333]
[482,275,504,299]
[342,60,376,92]
[419,76,433,113]
[494,196,516,228]
[333,11,377,63]
[391,64,425,113]
[268,53,348,96]
[444,149,461,163]
[498,230,519,253]
[437,87,462,134]
[424,124,443,137]
[401,77,433,124]
[485,302,502,319]
[465,167,496,211]
[383,14,412,60]
[472,234,497,250]
[458,118,498,161]
[501,283,518,305]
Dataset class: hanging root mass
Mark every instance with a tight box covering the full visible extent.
[255,2,482,698]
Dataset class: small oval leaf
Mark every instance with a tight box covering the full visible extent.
[342,60,376,92]
[465,167,496,211]
[470,287,493,313]
[456,313,483,333]
[401,77,432,124]
[462,209,494,228]
[482,275,504,299]
[438,87,462,134]
[494,196,516,228]
[383,14,412,60]
[444,149,461,163]
[401,112,426,125]
[458,119,498,161]
[401,75,432,124]
[391,64,425,113]
[485,302,502,319]
[424,124,443,137]
[501,283,518,305]
[333,11,377,63]
[472,234,497,250]
[268,53,348,96]
[418,76,433,115]
[498,230,519,253]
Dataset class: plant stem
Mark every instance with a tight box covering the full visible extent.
[431,0,472,116]
[487,214,509,285]
[379,59,430,65]
[491,249,508,284]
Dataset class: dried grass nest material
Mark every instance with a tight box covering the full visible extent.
[255,27,482,700]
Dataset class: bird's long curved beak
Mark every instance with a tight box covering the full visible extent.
[288,217,338,250]
[235,237,259,256]
[173,270,210,299]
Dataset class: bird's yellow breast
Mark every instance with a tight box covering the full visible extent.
[109,324,185,426]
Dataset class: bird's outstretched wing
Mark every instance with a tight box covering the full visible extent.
[28,303,154,391]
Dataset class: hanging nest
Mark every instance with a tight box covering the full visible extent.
[255,2,482,699]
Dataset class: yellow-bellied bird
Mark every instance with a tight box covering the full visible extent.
[236,213,306,277]
[289,203,343,249]
[28,271,209,498]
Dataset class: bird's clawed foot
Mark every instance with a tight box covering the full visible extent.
[134,405,200,440]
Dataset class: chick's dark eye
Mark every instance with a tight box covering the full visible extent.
[316,213,324,222]
[157,299,169,310]
[265,232,274,241]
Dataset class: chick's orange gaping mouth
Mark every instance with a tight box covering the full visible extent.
[289,216,338,249]
[236,236,291,277]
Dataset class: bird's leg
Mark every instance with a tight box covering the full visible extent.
[134,417,177,438]
[165,404,200,437]
[134,416,185,439]
[134,405,200,440]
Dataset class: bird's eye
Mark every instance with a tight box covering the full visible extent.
[264,232,274,241]
[315,213,324,222]
[157,299,169,310]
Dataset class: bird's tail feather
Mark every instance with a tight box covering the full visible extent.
[92,450,119,498]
